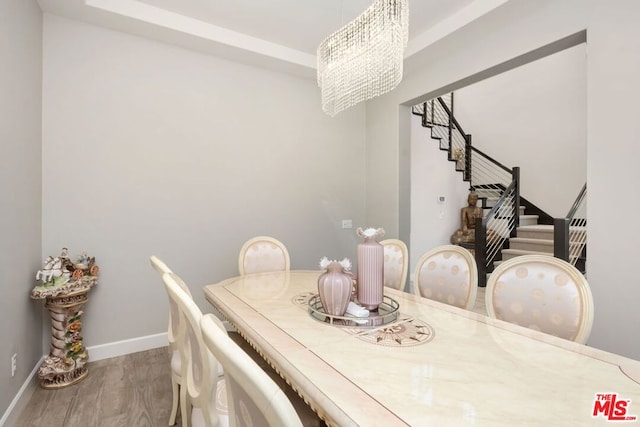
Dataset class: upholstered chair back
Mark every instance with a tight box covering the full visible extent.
[380,238,409,291]
[150,256,193,426]
[485,255,594,344]
[413,245,478,310]
[238,236,291,275]
[201,314,303,427]
[163,273,228,427]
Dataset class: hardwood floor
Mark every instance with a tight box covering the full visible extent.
[15,337,325,427]
[15,347,175,427]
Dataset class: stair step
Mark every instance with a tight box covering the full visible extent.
[483,206,526,215]
[517,224,554,239]
[519,215,539,226]
[509,237,554,253]
[501,248,554,261]
[475,189,501,197]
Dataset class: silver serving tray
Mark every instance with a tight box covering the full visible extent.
[307,294,399,328]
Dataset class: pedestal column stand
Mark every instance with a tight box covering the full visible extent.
[31,277,97,389]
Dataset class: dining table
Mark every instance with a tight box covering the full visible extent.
[203,270,640,426]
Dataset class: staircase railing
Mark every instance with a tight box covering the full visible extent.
[475,168,520,286]
[416,94,471,178]
[413,95,514,194]
[554,183,587,269]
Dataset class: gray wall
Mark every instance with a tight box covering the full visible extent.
[42,14,367,349]
[0,0,43,421]
[366,0,640,359]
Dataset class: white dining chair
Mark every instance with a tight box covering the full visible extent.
[238,236,290,275]
[485,255,594,344]
[380,238,409,291]
[201,313,303,427]
[150,255,191,426]
[413,245,478,310]
[150,255,172,277]
[163,272,229,427]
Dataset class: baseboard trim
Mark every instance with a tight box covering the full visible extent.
[87,332,168,361]
[0,355,44,427]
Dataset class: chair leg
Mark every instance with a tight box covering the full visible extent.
[180,381,190,427]
[169,377,179,425]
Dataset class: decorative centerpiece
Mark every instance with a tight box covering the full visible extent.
[31,248,99,389]
[317,257,353,317]
[356,227,385,310]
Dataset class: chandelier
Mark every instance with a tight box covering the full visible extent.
[317,0,409,117]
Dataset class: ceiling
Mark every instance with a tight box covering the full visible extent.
[37,0,508,77]
[136,0,477,54]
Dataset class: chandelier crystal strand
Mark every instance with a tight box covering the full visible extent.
[317,0,409,117]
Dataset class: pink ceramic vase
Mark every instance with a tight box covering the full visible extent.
[356,228,385,310]
[317,262,353,317]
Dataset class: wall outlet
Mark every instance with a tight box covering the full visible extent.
[11,353,17,377]
[341,219,353,229]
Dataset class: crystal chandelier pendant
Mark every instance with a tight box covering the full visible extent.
[317,0,409,117]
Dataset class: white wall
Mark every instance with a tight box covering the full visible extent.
[366,0,640,359]
[585,0,640,360]
[0,0,43,422]
[454,44,587,217]
[42,14,366,349]
[410,115,470,271]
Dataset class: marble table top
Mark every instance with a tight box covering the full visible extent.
[204,270,640,426]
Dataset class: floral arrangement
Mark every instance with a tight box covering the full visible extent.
[319,256,352,271]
